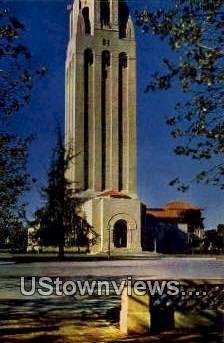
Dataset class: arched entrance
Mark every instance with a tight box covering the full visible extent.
[113,220,127,248]
[108,213,138,251]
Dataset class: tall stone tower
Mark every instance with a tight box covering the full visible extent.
[65,0,142,253]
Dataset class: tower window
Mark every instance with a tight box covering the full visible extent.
[100,0,110,27]
[82,7,91,34]
[119,52,128,69]
[119,1,129,38]
[84,49,94,189]
[101,50,111,190]
[102,51,110,69]
[118,52,128,191]
[103,39,110,46]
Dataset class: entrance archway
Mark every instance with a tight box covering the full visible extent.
[113,220,127,248]
[108,213,138,251]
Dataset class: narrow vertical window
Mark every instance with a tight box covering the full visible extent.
[66,67,69,143]
[102,51,110,190]
[118,52,128,191]
[84,49,93,190]
[82,7,91,34]
[100,0,110,27]
[118,1,129,38]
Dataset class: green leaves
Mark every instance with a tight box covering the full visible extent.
[37,131,84,256]
[136,0,224,190]
[0,3,47,118]
[0,133,30,242]
[9,16,25,30]
[0,4,47,247]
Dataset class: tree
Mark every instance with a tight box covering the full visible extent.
[217,224,224,250]
[136,0,224,191]
[37,130,91,258]
[0,133,30,246]
[0,3,46,118]
[0,2,46,245]
[217,224,224,235]
[9,220,28,253]
[203,226,224,252]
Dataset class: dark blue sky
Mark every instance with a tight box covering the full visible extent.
[8,0,224,228]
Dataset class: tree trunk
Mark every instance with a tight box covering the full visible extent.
[58,224,65,259]
[58,242,64,259]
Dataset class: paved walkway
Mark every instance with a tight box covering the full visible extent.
[0,258,223,281]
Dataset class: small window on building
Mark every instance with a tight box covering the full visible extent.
[82,7,91,34]
[103,39,110,46]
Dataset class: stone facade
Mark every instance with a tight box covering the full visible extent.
[65,0,142,253]
[83,194,143,253]
[66,0,136,197]
[65,1,204,255]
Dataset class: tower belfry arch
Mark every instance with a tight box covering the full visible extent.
[100,0,110,27]
[65,0,142,253]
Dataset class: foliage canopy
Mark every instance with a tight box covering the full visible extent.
[136,0,224,190]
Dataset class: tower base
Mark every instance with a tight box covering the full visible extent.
[83,196,143,254]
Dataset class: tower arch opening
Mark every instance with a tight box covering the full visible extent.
[119,1,129,38]
[113,220,127,248]
[82,7,91,34]
[119,52,128,68]
[102,50,111,71]
[84,48,94,66]
[100,0,110,27]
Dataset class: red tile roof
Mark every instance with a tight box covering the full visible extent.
[147,209,178,219]
[147,200,202,220]
[98,190,131,199]
[165,201,201,210]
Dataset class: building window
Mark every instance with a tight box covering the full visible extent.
[119,52,128,68]
[118,1,129,38]
[103,39,110,46]
[113,220,127,248]
[101,50,111,190]
[82,7,91,34]
[118,52,128,191]
[84,49,94,189]
[100,0,110,27]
